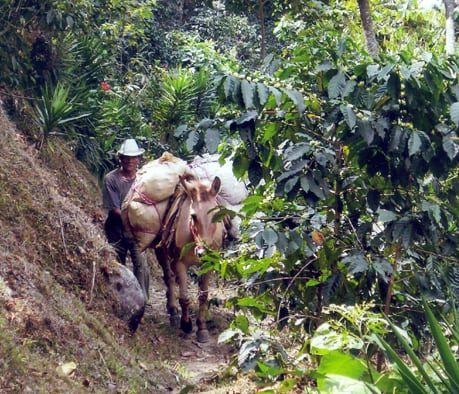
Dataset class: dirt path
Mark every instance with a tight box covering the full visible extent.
[139,253,238,393]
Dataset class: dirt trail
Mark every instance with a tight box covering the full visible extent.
[137,253,238,393]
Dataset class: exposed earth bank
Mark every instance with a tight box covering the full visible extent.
[0,102,253,393]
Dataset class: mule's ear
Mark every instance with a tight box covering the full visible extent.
[179,173,196,188]
[211,176,221,195]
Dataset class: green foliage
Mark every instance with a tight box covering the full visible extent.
[191,3,459,390]
[2,0,459,389]
[213,45,459,325]
[218,314,289,373]
[187,5,259,69]
[375,298,459,393]
[33,83,90,149]
[148,66,221,155]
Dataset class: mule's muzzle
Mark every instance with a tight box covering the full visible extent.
[194,243,206,257]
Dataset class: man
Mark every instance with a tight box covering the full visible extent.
[102,139,150,301]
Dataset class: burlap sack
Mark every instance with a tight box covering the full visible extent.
[121,152,191,251]
[134,152,191,202]
[122,198,170,252]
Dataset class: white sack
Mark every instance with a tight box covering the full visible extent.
[122,198,170,252]
[134,151,191,202]
[190,153,247,206]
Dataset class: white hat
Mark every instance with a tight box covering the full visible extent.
[117,139,145,156]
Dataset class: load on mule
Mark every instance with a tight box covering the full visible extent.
[121,152,246,342]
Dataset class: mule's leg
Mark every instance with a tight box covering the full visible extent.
[155,248,180,327]
[196,271,211,342]
[176,261,193,334]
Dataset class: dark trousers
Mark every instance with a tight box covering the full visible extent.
[104,212,150,301]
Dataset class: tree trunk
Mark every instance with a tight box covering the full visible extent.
[444,0,456,55]
[357,0,380,59]
[257,0,268,61]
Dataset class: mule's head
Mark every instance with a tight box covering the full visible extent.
[179,175,226,256]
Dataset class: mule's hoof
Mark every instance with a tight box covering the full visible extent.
[197,329,210,343]
[180,319,193,334]
[170,315,180,328]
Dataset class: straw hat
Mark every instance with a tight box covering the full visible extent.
[117,139,145,157]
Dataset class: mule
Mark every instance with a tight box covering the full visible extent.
[154,174,226,342]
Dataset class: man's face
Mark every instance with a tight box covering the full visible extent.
[119,155,140,170]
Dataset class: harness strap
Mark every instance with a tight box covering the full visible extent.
[156,187,187,249]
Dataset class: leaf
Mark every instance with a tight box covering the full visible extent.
[322,271,342,304]
[358,118,374,145]
[317,351,367,381]
[282,89,306,115]
[423,299,459,392]
[367,64,380,78]
[233,110,258,126]
[262,228,278,246]
[380,339,429,393]
[328,72,346,99]
[268,86,282,106]
[257,361,284,379]
[303,175,325,199]
[233,152,249,179]
[185,130,199,152]
[442,133,459,160]
[376,318,436,394]
[240,195,263,216]
[421,200,442,226]
[372,258,393,280]
[450,102,459,128]
[320,374,380,394]
[223,75,239,99]
[238,340,259,370]
[340,104,356,129]
[311,230,324,245]
[300,176,310,192]
[218,328,239,343]
[311,324,363,355]
[237,296,272,314]
[257,82,269,106]
[342,80,357,98]
[261,123,279,142]
[56,361,77,377]
[342,251,368,275]
[241,79,255,109]
[283,142,311,161]
[408,131,422,156]
[234,314,250,334]
[204,128,220,153]
[174,124,188,137]
[377,209,397,223]
[284,176,298,193]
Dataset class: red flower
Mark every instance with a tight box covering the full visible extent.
[100,82,110,91]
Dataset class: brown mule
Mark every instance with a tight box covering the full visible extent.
[154,174,226,342]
